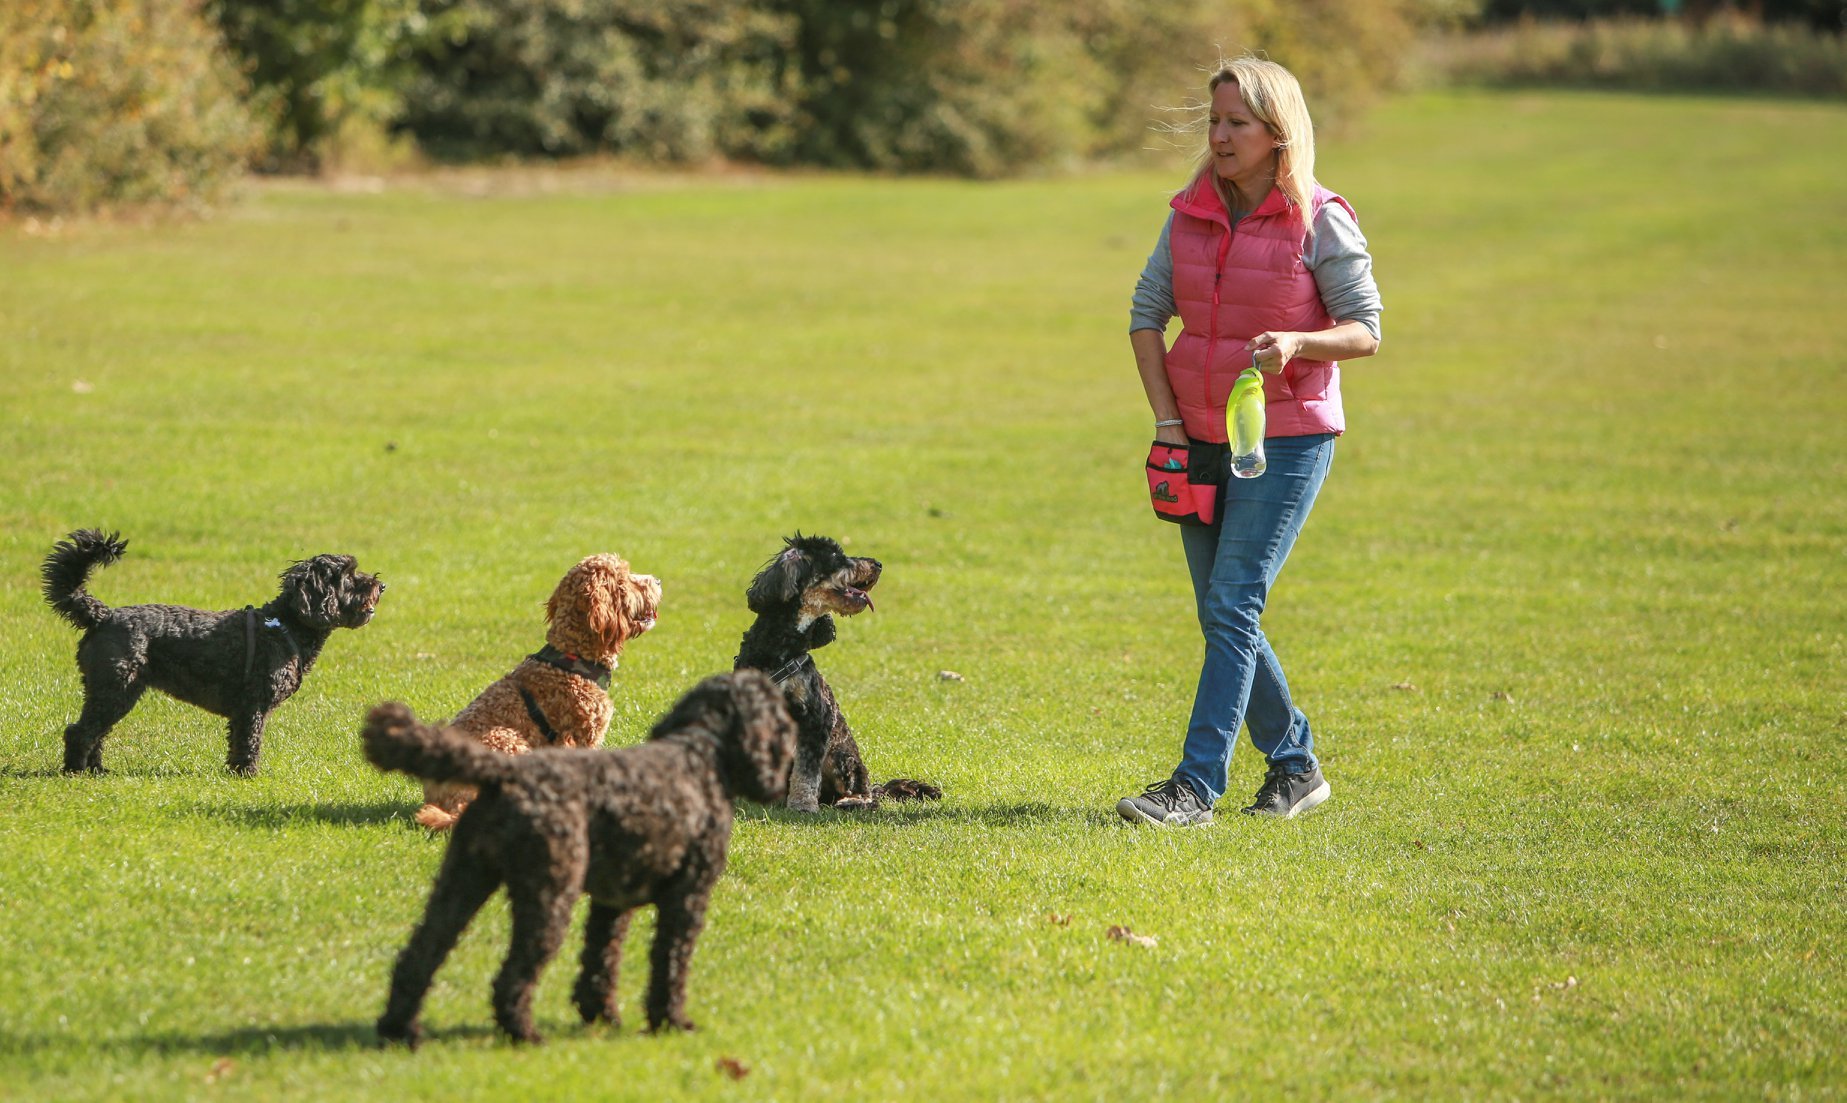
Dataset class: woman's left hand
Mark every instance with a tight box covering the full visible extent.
[1246,331,1303,375]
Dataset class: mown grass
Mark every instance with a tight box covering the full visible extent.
[0,89,1842,1101]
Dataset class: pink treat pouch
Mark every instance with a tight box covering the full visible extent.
[1146,441,1219,526]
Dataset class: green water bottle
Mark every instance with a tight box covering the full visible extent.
[1227,357,1266,479]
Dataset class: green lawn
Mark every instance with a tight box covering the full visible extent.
[1,89,1842,1101]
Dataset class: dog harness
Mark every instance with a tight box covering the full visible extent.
[515,645,615,745]
[760,654,814,686]
[529,644,612,690]
[517,686,561,745]
[241,606,297,685]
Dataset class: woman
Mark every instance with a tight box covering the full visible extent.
[1117,57,1382,827]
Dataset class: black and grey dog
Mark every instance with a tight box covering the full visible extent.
[361,671,796,1045]
[734,533,939,812]
[41,529,385,775]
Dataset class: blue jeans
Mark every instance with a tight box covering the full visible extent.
[1173,433,1336,806]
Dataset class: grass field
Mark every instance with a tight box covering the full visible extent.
[1,89,1842,1101]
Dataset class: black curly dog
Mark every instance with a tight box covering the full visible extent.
[41,529,384,775]
[735,533,940,812]
[361,670,796,1046]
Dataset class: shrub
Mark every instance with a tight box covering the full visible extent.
[207,0,442,172]
[770,0,1459,175]
[0,0,260,214]
[395,0,802,163]
[1425,14,1847,98]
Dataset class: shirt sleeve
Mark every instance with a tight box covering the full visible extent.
[1305,202,1383,342]
[1129,212,1177,334]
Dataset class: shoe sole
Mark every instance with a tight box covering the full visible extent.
[1115,798,1214,827]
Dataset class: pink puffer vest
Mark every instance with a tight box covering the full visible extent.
[1166,176,1352,441]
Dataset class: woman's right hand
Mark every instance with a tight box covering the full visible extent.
[1155,423,1188,446]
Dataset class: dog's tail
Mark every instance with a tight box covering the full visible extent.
[361,702,520,790]
[41,529,127,631]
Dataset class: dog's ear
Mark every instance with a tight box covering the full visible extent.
[648,675,733,741]
[548,555,633,655]
[720,670,795,803]
[746,540,807,613]
[282,555,351,625]
[587,561,633,652]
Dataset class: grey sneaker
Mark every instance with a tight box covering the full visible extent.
[1116,778,1214,827]
[1242,763,1331,819]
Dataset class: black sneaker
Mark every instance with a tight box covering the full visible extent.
[1241,763,1331,819]
[1116,778,1214,827]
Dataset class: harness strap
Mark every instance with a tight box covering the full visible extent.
[517,685,561,745]
[243,606,257,683]
[529,644,613,690]
[761,654,813,686]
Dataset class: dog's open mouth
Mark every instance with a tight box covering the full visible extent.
[843,586,874,613]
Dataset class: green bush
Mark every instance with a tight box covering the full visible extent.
[385,0,1458,176]
[1425,14,1847,97]
[770,0,1461,176]
[207,0,443,172]
[395,0,802,162]
[0,0,260,214]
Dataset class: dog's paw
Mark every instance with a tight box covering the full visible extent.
[831,795,877,812]
[376,1019,421,1050]
[227,762,260,778]
[648,1016,696,1034]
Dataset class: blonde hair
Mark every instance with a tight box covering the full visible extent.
[1190,57,1317,234]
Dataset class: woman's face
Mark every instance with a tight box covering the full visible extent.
[1208,81,1278,195]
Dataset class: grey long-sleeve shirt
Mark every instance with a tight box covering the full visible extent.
[1129,202,1383,340]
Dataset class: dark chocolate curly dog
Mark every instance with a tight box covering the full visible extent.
[362,670,795,1046]
[734,533,939,812]
[42,529,384,775]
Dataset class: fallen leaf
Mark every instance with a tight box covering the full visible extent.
[1045,912,1072,926]
[937,670,964,682]
[72,379,94,394]
[1390,682,1419,692]
[715,1056,750,1080]
[205,1057,235,1083]
[1412,839,1425,850]
[1107,924,1158,948]
[1490,690,1514,702]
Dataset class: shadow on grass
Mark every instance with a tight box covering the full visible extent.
[746,800,1115,828]
[0,764,67,780]
[0,1021,494,1059]
[0,763,210,780]
[1,1018,636,1060]
[195,800,411,829]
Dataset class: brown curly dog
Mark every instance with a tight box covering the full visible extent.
[413,554,661,830]
[362,670,795,1046]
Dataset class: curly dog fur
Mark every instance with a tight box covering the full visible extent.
[414,554,661,831]
[734,533,940,812]
[362,670,795,1045]
[41,528,384,775]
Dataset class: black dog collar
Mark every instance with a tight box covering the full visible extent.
[763,654,814,686]
[529,644,613,690]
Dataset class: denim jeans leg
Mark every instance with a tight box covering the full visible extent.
[1173,434,1335,806]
